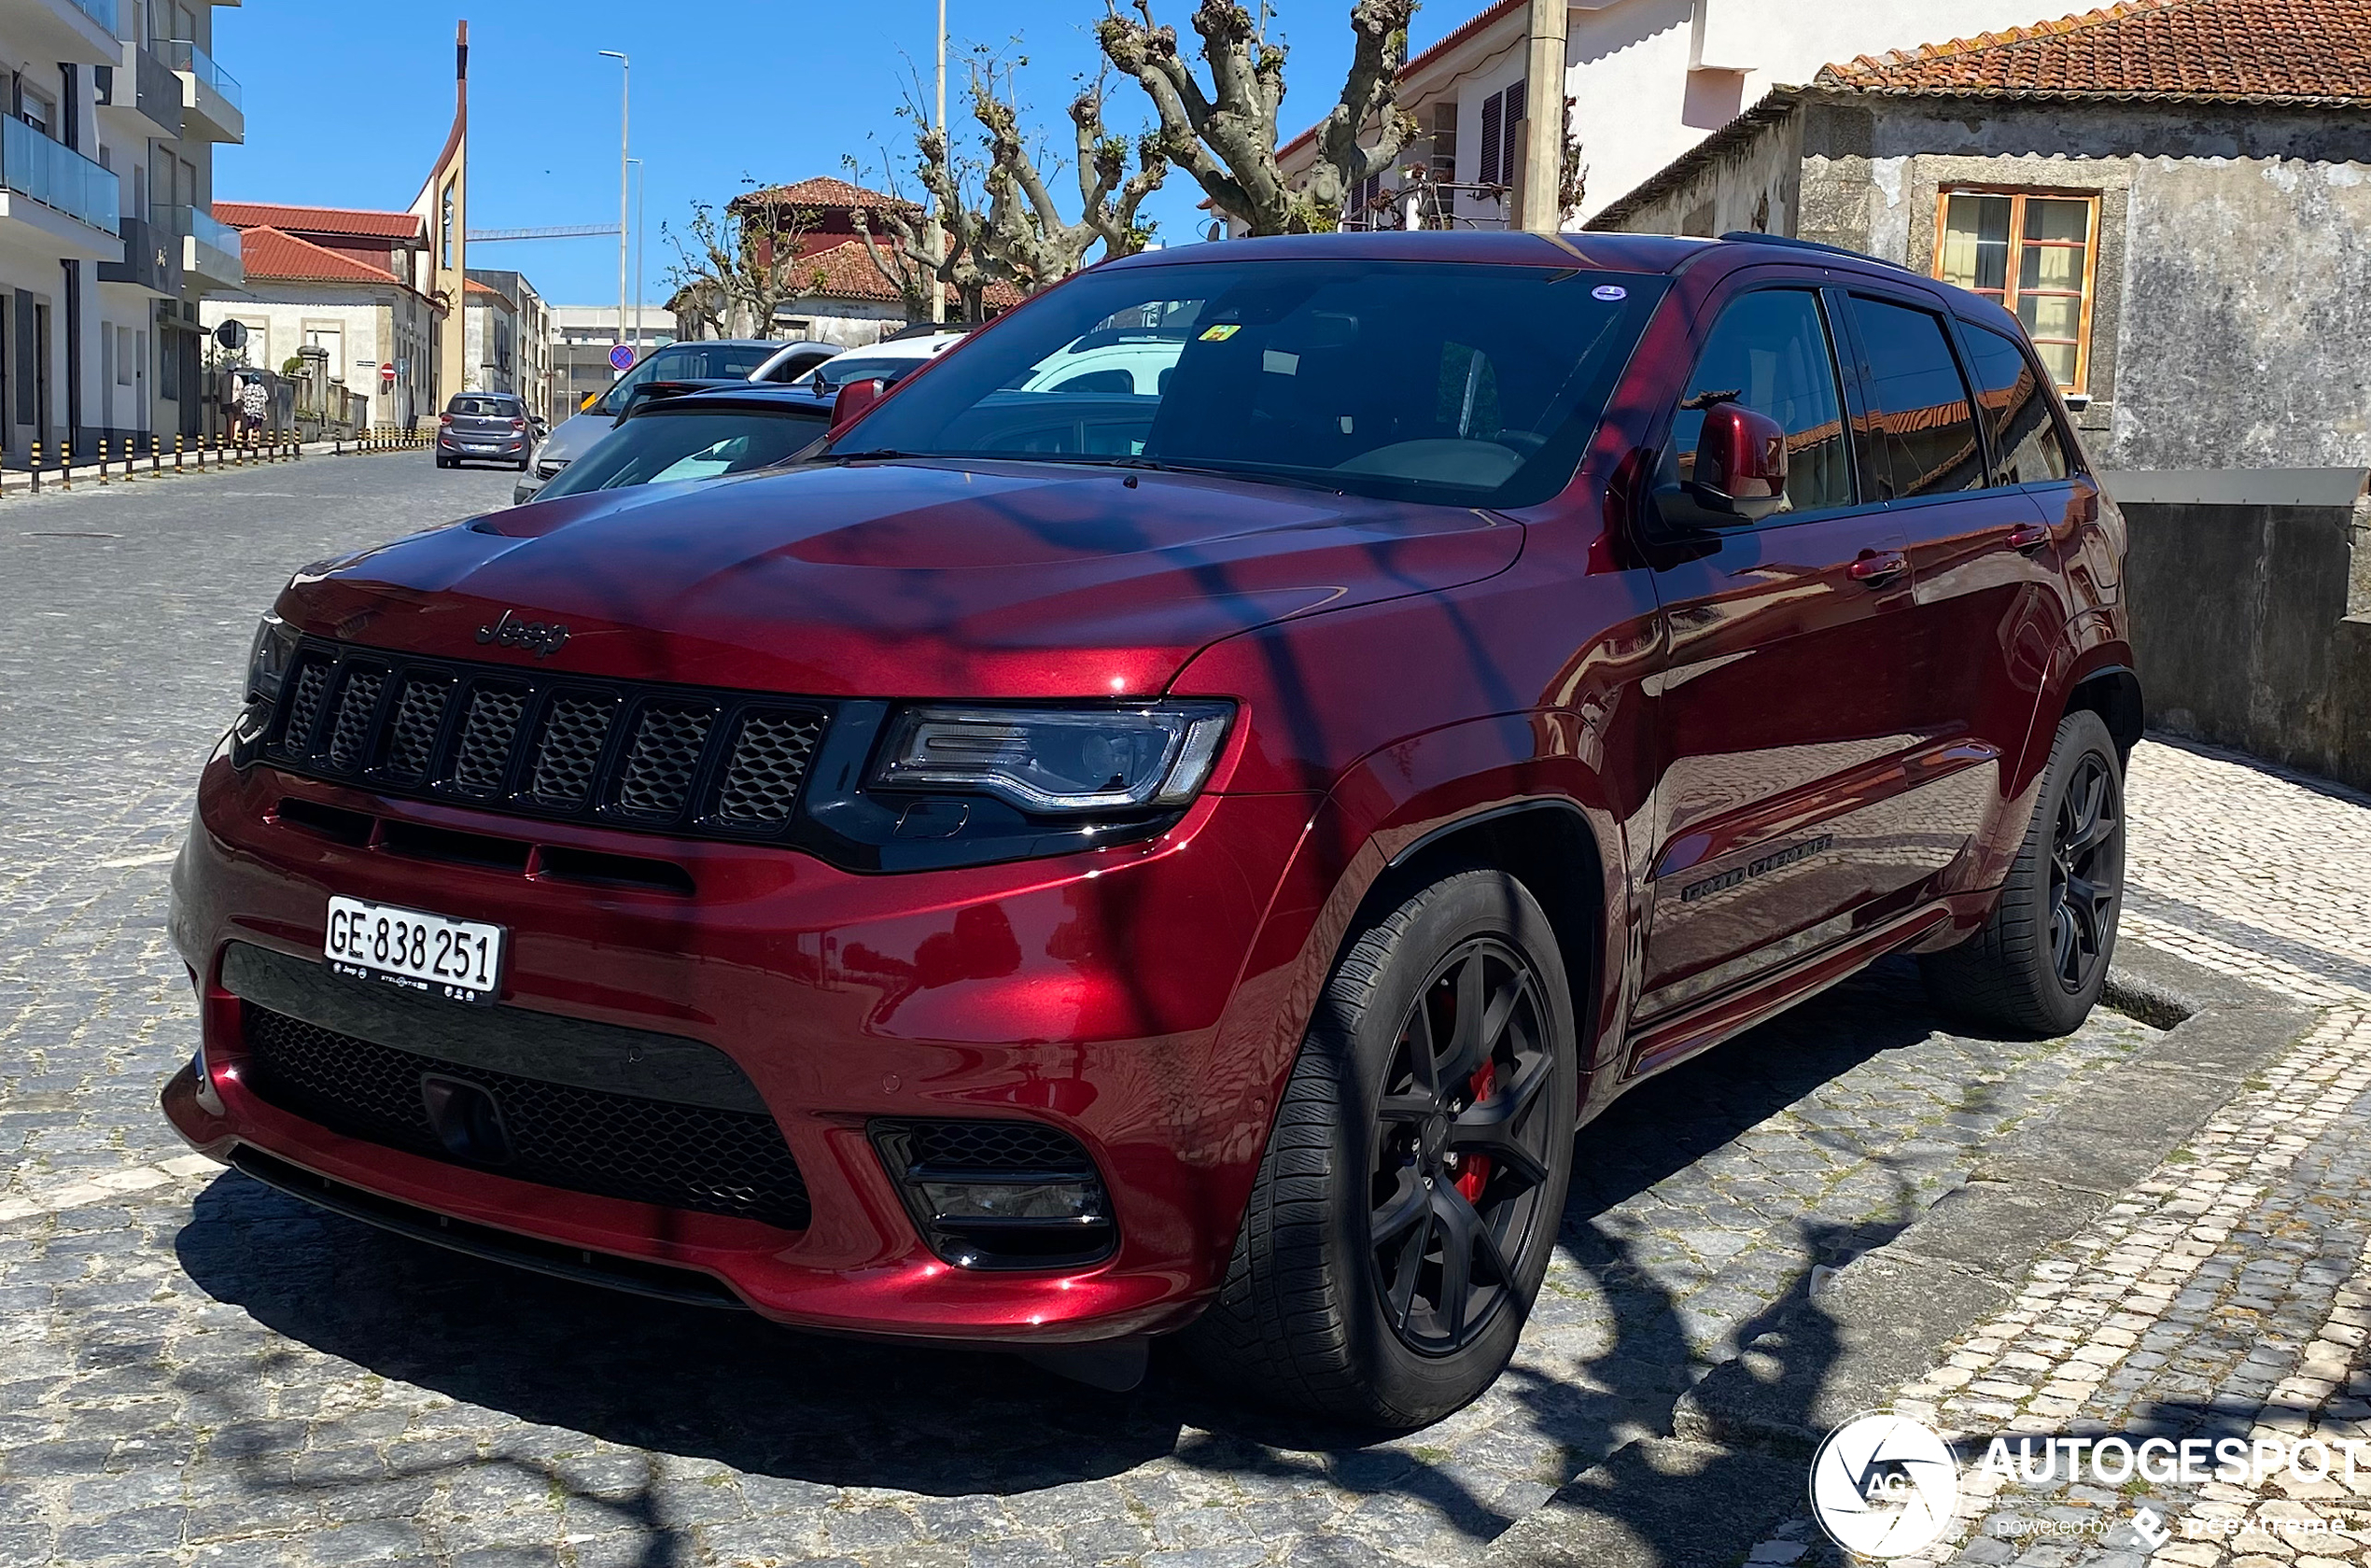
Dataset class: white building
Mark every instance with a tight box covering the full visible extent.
[0,0,238,461]
[547,303,674,426]
[203,204,440,430]
[1270,0,2087,232]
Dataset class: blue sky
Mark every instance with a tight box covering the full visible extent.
[214,0,1446,308]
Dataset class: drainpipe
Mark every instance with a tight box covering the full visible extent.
[1519,0,1568,233]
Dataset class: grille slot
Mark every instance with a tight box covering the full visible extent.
[243,1004,810,1230]
[448,685,530,797]
[526,693,616,806]
[613,703,714,819]
[254,639,830,844]
[325,668,386,771]
[380,676,452,783]
[902,1120,1095,1174]
[277,660,333,756]
[716,709,826,825]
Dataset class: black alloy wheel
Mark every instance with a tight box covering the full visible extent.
[2047,749,2120,994]
[1368,937,1559,1355]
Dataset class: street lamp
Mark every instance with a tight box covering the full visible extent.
[627,157,645,348]
[933,0,946,325]
[598,50,629,367]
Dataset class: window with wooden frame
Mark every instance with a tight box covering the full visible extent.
[1933,189,2099,394]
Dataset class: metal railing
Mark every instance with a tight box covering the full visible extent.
[1,117,120,235]
[163,39,241,112]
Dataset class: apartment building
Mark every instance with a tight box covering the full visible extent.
[464,266,551,408]
[546,304,673,425]
[95,0,243,443]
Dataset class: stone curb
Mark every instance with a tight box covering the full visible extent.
[1482,943,2315,1568]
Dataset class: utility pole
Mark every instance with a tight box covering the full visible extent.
[628,158,644,346]
[1519,0,1567,233]
[932,0,947,325]
[599,50,630,364]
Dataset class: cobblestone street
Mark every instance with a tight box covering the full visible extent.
[5,461,2370,1566]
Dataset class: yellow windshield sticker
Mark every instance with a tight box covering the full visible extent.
[1199,324,1241,341]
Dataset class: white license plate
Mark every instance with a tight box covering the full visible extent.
[462,442,496,453]
[325,896,503,1005]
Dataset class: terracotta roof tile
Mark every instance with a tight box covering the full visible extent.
[239,226,411,287]
[787,237,1021,309]
[216,201,425,240]
[731,175,916,213]
[1817,0,2371,103]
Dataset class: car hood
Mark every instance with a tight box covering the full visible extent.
[532,411,615,467]
[280,458,1524,698]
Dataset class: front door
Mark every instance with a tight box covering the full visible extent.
[1635,282,1921,1025]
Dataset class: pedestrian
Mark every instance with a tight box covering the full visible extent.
[239,374,268,441]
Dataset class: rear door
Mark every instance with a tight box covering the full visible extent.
[1636,278,1921,1024]
[1835,291,2071,889]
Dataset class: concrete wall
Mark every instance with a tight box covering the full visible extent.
[2115,471,2371,792]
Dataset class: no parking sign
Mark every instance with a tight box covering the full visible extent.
[609,343,636,371]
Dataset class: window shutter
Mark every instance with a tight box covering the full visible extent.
[1502,78,1526,196]
[1479,91,1502,188]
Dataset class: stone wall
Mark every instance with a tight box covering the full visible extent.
[2112,470,2371,792]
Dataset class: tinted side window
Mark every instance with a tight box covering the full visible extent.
[1845,296,1985,500]
[1961,323,2069,484]
[1665,289,1852,516]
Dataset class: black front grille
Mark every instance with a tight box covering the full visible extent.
[262,640,832,843]
[243,1004,811,1230]
[901,1119,1095,1174]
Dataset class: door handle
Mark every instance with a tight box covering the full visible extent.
[1847,550,1907,582]
[2007,523,2052,553]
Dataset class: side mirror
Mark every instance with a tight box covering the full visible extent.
[1691,402,1788,523]
[830,376,889,430]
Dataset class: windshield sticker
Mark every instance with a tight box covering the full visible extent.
[1262,349,1299,376]
[1592,285,1628,301]
[1199,324,1241,341]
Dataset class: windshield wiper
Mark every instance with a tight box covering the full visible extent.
[826,448,921,462]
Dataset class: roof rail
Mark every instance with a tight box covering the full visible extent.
[1718,231,1915,273]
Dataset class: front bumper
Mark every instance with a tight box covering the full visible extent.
[165,745,1316,1345]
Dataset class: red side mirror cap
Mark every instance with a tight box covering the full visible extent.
[1692,402,1789,523]
[830,377,890,432]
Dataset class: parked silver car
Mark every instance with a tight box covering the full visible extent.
[514,339,841,504]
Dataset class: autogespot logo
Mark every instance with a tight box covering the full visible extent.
[1809,1411,1961,1558]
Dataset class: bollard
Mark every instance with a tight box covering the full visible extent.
[60,441,70,491]
[150,433,160,475]
[29,440,40,494]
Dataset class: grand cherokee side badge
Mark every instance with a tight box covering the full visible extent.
[476,609,569,658]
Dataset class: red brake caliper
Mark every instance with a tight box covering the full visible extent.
[1454,1061,1494,1202]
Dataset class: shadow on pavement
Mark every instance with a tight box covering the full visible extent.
[169,960,1958,1557]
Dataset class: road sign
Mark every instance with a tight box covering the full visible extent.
[609,343,636,371]
[379,362,396,384]
[213,319,246,351]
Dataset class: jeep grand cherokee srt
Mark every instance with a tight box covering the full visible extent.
[163,231,2134,1428]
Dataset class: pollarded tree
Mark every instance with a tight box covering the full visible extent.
[1097,0,1418,235]
[975,68,1169,292]
[846,127,1013,324]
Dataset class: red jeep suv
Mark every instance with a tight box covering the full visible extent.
[164,231,2134,1427]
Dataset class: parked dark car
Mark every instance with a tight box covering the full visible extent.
[528,385,832,502]
[434,393,533,470]
[166,231,2134,1428]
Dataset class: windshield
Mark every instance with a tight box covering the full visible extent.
[812,351,933,393]
[450,396,520,418]
[535,407,829,499]
[593,343,777,414]
[824,260,1665,506]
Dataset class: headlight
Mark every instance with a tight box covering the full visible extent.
[246,612,297,703]
[871,703,1233,815]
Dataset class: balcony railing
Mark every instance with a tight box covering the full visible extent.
[2,117,121,235]
[64,0,119,31]
[164,39,241,112]
[155,202,243,281]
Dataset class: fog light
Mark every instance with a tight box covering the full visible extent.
[919,1180,1103,1223]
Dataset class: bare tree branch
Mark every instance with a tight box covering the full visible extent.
[1098,0,1417,235]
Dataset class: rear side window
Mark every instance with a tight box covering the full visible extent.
[1663,289,1853,516]
[1960,323,2069,484]
[1844,296,1985,500]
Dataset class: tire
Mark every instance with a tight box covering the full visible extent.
[1921,708,2125,1036]
[435,455,454,469]
[1186,867,1578,1428]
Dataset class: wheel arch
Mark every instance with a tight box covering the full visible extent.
[2065,661,2143,762]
